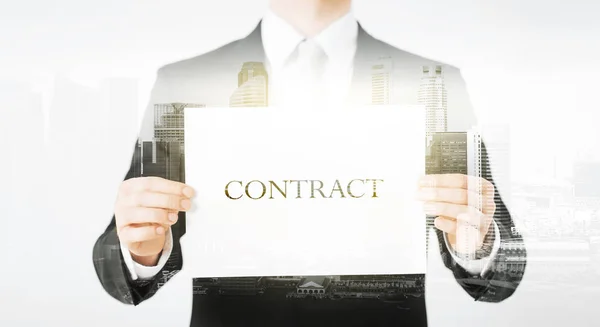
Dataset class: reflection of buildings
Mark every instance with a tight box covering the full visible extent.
[219,277,264,296]
[230,62,268,107]
[511,181,578,239]
[193,277,264,296]
[192,275,425,300]
[425,132,468,255]
[153,103,204,154]
[498,239,592,280]
[296,277,331,296]
[475,125,511,204]
[468,127,511,222]
[425,127,512,257]
[574,161,600,200]
[426,132,468,175]
[371,57,393,105]
[132,140,183,182]
[419,65,447,144]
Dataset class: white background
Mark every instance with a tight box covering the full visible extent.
[1,0,599,326]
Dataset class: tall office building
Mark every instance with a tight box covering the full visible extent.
[467,126,512,260]
[133,139,185,294]
[371,57,393,105]
[418,66,447,144]
[230,62,268,107]
[426,132,468,175]
[469,125,512,204]
[425,132,468,254]
[136,139,183,182]
[154,103,204,154]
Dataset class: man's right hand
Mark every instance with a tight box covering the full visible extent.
[114,177,195,267]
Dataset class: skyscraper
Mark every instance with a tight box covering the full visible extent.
[425,132,468,255]
[154,103,204,154]
[371,57,393,105]
[418,65,447,144]
[230,62,269,107]
[138,139,183,182]
[467,126,512,260]
[426,132,468,175]
[469,125,512,205]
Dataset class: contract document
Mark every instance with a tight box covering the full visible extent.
[182,106,426,277]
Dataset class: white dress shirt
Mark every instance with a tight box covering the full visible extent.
[121,9,500,281]
[262,9,357,108]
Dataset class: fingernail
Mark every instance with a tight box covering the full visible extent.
[156,226,165,235]
[181,199,191,210]
[183,187,195,198]
[168,213,178,222]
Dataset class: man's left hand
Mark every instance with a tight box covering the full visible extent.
[417,174,496,257]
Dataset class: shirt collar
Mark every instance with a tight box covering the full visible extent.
[261,9,359,70]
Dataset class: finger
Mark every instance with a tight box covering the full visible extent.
[424,202,480,221]
[432,212,491,235]
[127,192,191,211]
[124,177,195,198]
[434,217,457,235]
[419,174,495,195]
[445,213,493,236]
[455,221,483,254]
[417,188,496,213]
[417,187,470,204]
[424,203,493,232]
[119,224,166,243]
[118,207,179,227]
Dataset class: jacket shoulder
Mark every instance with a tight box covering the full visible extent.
[358,24,460,72]
[157,23,264,77]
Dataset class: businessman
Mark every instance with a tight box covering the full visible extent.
[93,0,527,326]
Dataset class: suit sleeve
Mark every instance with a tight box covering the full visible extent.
[92,68,186,305]
[92,141,186,305]
[433,69,527,303]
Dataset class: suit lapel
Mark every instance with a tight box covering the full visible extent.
[237,20,267,62]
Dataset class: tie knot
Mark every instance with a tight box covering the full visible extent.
[276,39,330,109]
[298,39,326,60]
[286,39,328,71]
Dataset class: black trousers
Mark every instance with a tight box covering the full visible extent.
[189,293,428,327]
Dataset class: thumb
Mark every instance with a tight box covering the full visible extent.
[454,216,481,256]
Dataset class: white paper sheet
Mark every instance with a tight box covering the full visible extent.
[182,105,426,277]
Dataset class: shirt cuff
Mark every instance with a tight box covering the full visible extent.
[444,219,501,276]
[120,228,174,281]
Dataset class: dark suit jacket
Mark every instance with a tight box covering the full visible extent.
[93,21,527,326]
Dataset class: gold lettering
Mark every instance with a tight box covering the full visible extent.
[366,179,384,198]
[289,180,308,199]
[347,179,365,198]
[245,180,266,200]
[225,181,243,200]
[329,179,346,198]
[269,180,288,199]
[225,179,384,200]
[310,180,326,198]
